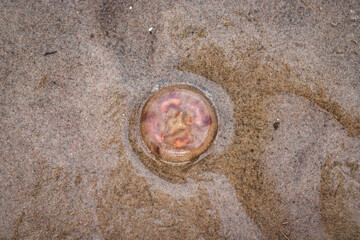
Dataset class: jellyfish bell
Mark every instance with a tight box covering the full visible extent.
[140,85,218,165]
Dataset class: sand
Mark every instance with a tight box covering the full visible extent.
[1,0,359,239]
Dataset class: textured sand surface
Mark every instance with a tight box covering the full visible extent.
[1,0,359,239]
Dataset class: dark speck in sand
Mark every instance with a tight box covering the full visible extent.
[44,51,57,56]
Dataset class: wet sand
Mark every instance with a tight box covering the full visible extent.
[1,0,359,239]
